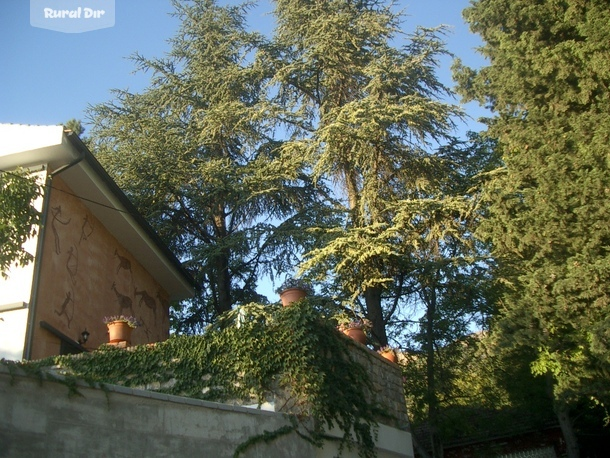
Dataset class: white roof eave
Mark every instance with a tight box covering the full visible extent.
[0,124,195,301]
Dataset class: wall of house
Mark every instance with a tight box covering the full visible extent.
[0,170,46,361]
[29,176,171,359]
[0,308,29,361]
[0,365,414,458]
[0,271,34,361]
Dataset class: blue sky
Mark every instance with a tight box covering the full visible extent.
[0,0,488,303]
[0,0,487,132]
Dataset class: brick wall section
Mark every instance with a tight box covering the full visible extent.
[345,338,410,431]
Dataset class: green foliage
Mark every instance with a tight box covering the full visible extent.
[0,168,42,277]
[266,3,492,381]
[266,3,498,452]
[13,301,384,457]
[455,0,610,412]
[62,119,85,137]
[404,332,555,448]
[454,2,610,453]
[88,0,333,328]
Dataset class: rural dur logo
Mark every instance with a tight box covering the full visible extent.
[30,0,115,33]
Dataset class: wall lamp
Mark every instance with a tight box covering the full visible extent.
[78,328,90,345]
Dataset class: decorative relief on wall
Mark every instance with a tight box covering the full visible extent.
[114,249,132,275]
[51,205,71,255]
[41,180,168,350]
[110,281,134,315]
[134,287,157,324]
[79,214,94,244]
[49,203,78,329]
[65,246,79,285]
[55,290,74,328]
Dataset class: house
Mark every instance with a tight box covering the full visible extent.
[0,124,416,458]
[0,124,196,360]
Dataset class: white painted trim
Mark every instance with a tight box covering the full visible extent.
[0,302,27,312]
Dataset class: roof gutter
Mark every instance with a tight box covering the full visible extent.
[63,133,197,295]
[49,130,86,178]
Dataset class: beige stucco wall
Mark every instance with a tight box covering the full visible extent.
[30,176,171,359]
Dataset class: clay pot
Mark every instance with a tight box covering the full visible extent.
[379,349,398,364]
[107,321,133,345]
[279,287,307,306]
[343,328,367,345]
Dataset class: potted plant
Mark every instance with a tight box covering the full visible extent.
[275,277,313,306]
[337,318,372,345]
[103,315,140,344]
[378,346,398,364]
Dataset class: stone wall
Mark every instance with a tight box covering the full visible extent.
[346,338,410,431]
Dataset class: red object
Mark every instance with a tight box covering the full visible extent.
[343,328,367,344]
[380,350,398,364]
[279,288,307,306]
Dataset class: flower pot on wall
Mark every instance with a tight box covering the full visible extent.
[379,349,398,364]
[107,321,133,345]
[279,287,307,307]
[342,328,367,345]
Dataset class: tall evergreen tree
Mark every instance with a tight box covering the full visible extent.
[454,1,610,455]
[392,134,498,457]
[89,0,329,330]
[267,0,467,347]
[266,4,496,454]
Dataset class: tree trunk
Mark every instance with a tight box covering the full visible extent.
[213,211,232,314]
[364,286,387,347]
[545,373,579,458]
[425,287,443,458]
[215,251,232,314]
[555,401,579,458]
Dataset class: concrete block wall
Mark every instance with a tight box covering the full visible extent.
[0,365,414,458]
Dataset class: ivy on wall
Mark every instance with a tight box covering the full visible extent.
[5,300,390,458]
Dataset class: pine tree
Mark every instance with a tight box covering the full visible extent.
[89,0,329,329]
[266,4,496,454]
[267,0,467,346]
[455,1,610,455]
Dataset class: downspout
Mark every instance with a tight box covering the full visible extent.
[23,132,85,360]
